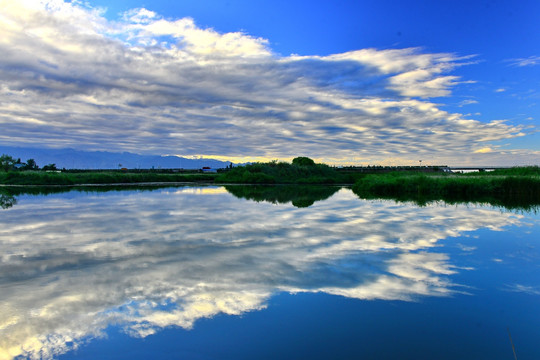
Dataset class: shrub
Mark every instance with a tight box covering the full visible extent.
[292,157,316,166]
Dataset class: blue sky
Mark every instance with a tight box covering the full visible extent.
[0,0,539,165]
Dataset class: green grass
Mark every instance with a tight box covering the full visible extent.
[480,166,540,176]
[3,165,540,212]
[0,170,218,185]
[3,164,540,212]
[215,160,358,184]
[352,170,540,210]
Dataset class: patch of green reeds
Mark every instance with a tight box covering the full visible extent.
[486,166,540,176]
[352,172,540,211]
[215,161,357,184]
[0,171,217,185]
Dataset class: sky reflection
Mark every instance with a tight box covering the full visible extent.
[0,187,527,359]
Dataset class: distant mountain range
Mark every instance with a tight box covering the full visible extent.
[0,146,233,170]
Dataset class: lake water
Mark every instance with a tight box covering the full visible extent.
[1,186,539,359]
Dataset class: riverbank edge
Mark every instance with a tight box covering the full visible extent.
[2,171,540,188]
[3,173,540,212]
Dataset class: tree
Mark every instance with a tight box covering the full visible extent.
[25,158,39,170]
[42,163,57,171]
[292,157,315,166]
[0,154,16,171]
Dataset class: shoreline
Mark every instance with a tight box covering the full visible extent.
[0,181,218,188]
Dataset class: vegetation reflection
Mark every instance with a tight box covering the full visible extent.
[352,169,540,212]
[0,193,16,209]
[224,185,341,208]
[0,185,198,209]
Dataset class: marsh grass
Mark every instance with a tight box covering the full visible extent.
[0,171,217,185]
[352,171,540,211]
[215,161,357,184]
[2,164,540,211]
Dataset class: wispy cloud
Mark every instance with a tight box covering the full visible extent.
[458,99,479,107]
[0,1,531,164]
[457,243,477,252]
[507,55,540,67]
[504,284,540,296]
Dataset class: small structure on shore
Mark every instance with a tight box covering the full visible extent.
[201,166,217,173]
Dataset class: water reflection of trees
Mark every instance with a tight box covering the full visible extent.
[354,191,540,213]
[224,185,341,208]
[1,184,340,210]
[2,183,539,212]
[0,185,198,209]
[0,193,16,209]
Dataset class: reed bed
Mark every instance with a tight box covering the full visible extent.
[0,171,217,185]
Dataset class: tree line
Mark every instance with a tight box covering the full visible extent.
[0,154,57,171]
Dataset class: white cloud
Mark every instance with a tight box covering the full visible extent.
[120,11,270,57]
[504,284,540,296]
[0,1,534,165]
[122,8,159,24]
[507,55,540,67]
[458,99,479,107]
[474,147,494,153]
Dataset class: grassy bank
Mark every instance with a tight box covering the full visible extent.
[1,159,351,185]
[0,170,218,185]
[215,158,358,184]
[352,167,540,210]
[2,160,540,210]
[3,165,540,212]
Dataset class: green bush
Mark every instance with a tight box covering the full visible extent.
[292,156,316,166]
[352,171,540,210]
[215,160,348,184]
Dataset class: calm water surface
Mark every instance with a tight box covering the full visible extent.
[1,186,539,359]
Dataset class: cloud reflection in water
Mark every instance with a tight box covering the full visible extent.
[0,187,523,359]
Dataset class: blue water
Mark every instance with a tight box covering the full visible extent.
[1,187,539,359]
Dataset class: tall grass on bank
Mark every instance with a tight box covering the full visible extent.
[215,161,357,184]
[0,171,217,185]
[352,171,540,211]
[487,166,540,176]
